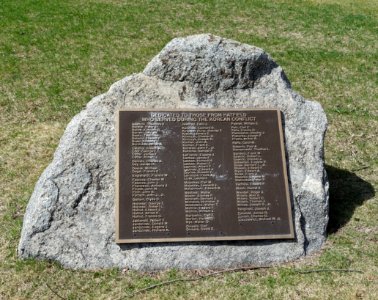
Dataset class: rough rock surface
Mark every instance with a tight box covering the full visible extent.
[18,34,328,270]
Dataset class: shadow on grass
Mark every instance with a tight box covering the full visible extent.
[119,165,374,251]
[326,164,375,234]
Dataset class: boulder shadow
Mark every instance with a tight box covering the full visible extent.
[119,165,375,251]
[326,164,375,234]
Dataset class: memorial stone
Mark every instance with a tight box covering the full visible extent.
[18,34,329,270]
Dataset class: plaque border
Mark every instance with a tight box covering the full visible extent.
[115,109,294,243]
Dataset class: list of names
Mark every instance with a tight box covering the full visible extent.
[118,110,293,242]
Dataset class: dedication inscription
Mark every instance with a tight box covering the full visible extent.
[116,110,294,243]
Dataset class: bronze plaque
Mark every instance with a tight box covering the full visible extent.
[116,109,294,243]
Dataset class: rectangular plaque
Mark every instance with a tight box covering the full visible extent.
[116,109,294,243]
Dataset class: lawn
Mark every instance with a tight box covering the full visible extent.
[0,0,377,299]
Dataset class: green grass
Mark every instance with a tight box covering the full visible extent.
[1,0,377,299]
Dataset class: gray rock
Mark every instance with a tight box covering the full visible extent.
[18,34,328,270]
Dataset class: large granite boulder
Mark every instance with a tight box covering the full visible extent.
[18,34,328,270]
